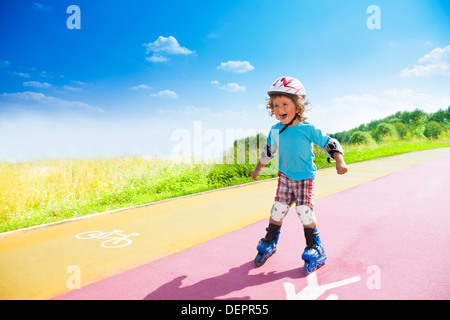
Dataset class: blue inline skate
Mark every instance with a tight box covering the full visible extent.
[254,224,281,267]
[302,227,327,275]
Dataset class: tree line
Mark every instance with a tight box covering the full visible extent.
[329,107,450,145]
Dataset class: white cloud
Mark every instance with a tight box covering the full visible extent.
[150,90,178,99]
[217,60,254,73]
[0,102,272,161]
[335,89,449,114]
[145,54,168,63]
[33,2,51,12]
[0,115,170,161]
[158,104,275,162]
[1,91,104,113]
[0,60,11,68]
[418,45,450,63]
[211,80,245,92]
[401,45,450,77]
[222,83,245,92]
[23,81,52,88]
[160,105,213,118]
[400,63,450,77]
[129,84,151,90]
[308,89,450,133]
[12,72,31,78]
[143,36,194,63]
[71,80,88,86]
[62,85,83,92]
[144,36,193,55]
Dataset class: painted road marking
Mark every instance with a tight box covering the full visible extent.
[75,230,139,248]
[284,272,361,300]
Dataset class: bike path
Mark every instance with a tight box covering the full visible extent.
[1,148,449,299]
[54,150,450,300]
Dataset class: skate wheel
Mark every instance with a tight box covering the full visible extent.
[254,248,276,267]
[254,253,266,267]
[303,261,325,275]
[303,262,311,275]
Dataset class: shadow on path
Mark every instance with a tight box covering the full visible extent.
[143,260,305,300]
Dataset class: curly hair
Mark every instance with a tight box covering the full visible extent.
[266,94,309,122]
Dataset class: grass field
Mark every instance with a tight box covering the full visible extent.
[1,138,449,233]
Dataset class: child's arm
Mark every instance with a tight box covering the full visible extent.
[333,153,348,175]
[251,143,278,180]
[322,137,347,175]
[251,161,266,180]
[251,144,278,180]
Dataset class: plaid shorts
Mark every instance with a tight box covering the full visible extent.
[274,171,315,208]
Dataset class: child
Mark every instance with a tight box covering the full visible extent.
[251,76,348,274]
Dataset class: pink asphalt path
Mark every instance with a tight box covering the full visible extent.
[55,153,450,300]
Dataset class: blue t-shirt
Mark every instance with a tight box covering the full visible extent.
[267,121,330,181]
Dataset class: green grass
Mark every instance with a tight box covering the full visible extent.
[1,138,449,233]
[314,139,450,169]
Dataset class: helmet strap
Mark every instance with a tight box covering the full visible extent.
[279,114,298,134]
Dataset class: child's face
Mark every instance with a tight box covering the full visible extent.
[272,95,297,124]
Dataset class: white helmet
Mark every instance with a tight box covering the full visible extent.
[268,76,305,97]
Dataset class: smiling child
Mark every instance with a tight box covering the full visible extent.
[251,76,347,274]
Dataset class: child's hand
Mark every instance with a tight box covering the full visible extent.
[336,162,348,175]
[251,161,265,180]
[334,153,348,175]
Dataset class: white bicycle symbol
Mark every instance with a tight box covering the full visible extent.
[75,230,139,248]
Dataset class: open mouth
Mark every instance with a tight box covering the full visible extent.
[279,113,288,120]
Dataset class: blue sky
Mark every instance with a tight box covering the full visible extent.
[1,0,449,161]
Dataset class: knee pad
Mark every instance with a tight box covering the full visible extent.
[296,205,316,227]
[270,201,289,222]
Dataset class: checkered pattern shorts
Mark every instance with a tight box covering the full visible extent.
[274,171,315,208]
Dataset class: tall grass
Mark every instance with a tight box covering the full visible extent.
[0,157,274,232]
[1,139,449,233]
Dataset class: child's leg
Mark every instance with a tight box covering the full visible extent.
[254,201,289,267]
[269,201,290,225]
[294,179,327,274]
[254,222,282,267]
[270,172,293,227]
[254,172,292,267]
[296,205,316,228]
[297,204,326,274]
[294,179,317,231]
[301,226,326,274]
[266,171,293,230]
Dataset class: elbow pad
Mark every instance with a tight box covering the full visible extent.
[323,138,344,160]
[260,143,278,165]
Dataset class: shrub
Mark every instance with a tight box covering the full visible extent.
[424,121,443,139]
[393,122,408,139]
[373,123,398,142]
[348,131,376,145]
[408,109,428,139]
